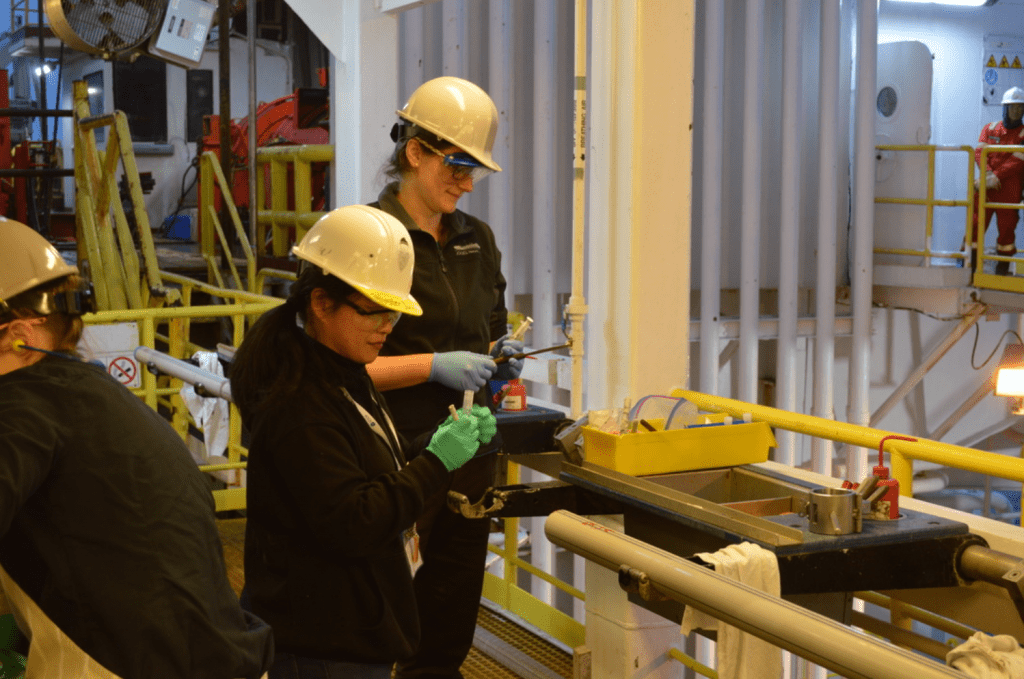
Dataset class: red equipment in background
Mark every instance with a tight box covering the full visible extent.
[200,87,330,219]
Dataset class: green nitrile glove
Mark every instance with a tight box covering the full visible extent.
[426,414,482,471]
[471,404,498,444]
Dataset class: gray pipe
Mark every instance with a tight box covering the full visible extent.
[134,347,233,402]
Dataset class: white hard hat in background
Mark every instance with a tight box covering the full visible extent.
[397,76,502,174]
[292,205,423,316]
[1001,86,1024,105]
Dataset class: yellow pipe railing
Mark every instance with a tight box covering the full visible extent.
[671,389,1024,494]
[873,143,1024,293]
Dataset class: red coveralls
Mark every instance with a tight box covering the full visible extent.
[973,120,1024,256]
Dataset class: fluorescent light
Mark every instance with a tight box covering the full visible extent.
[34,64,51,76]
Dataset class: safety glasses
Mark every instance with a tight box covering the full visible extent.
[416,138,494,183]
[342,299,402,328]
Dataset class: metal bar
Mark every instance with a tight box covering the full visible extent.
[699,0,725,398]
[849,610,950,660]
[0,108,73,117]
[545,510,965,679]
[855,591,977,641]
[0,168,73,177]
[673,389,1024,486]
[814,0,842,477]
[869,303,986,428]
[738,0,764,404]
[135,347,232,401]
[849,0,878,484]
[776,0,802,467]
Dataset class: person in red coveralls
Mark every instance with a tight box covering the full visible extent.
[972,86,1024,275]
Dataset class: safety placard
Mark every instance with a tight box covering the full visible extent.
[107,356,139,385]
[79,323,142,388]
[982,35,1024,109]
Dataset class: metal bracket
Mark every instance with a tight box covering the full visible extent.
[617,565,670,602]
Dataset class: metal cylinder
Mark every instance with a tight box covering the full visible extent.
[544,510,964,679]
[807,487,860,535]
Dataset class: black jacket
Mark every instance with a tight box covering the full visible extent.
[371,183,509,438]
[241,337,449,662]
[0,356,272,679]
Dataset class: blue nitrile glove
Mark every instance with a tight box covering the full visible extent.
[470,404,498,444]
[426,414,482,471]
[429,351,496,391]
[489,335,525,381]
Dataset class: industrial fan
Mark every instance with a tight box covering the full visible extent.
[45,0,166,58]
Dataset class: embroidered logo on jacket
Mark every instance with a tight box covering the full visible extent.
[453,244,481,255]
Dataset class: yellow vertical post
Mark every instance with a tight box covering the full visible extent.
[168,318,189,441]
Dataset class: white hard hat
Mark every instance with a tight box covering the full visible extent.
[0,217,78,313]
[292,205,423,316]
[397,77,502,173]
[1002,87,1024,105]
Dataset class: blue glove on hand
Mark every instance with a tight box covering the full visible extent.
[426,414,482,471]
[429,351,496,391]
[470,404,498,444]
[489,335,525,381]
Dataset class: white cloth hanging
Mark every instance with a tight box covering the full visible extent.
[180,351,230,461]
[679,542,783,679]
[947,632,1024,679]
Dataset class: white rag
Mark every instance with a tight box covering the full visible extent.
[179,351,230,461]
[679,542,783,679]
[947,632,1024,678]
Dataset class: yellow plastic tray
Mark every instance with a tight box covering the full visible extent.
[582,414,776,476]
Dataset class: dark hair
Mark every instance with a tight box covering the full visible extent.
[0,275,85,354]
[381,125,451,183]
[230,264,356,422]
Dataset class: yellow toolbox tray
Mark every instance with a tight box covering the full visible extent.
[582,414,776,476]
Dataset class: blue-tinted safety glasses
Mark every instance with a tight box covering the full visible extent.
[416,138,494,183]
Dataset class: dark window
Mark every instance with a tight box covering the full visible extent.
[185,69,213,143]
[84,70,105,143]
[113,58,167,143]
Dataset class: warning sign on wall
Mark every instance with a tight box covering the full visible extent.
[79,323,142,389]
[982,36,1024,110]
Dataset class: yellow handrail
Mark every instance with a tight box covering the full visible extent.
[671,389,1024,494]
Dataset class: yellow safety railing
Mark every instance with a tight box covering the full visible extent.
[873,143,1024,293]
[254,144,333,258]
[671,389,1024,501]
[873,144,974,268]
[198,151,257,292]
[73,80,181,309]
[84,296,282,513]
[197,145,330,293]
[971,144,1024,293]
[482,459,587,650]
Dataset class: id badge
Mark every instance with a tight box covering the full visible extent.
[404,524,423,576]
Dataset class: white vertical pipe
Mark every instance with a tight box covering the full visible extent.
[441,0,467,75]
[489,0,514,306]
[569,0,589,622]
[530,0,557,605]
[700,0,725,396]
[813,0,841,477]
[847,0,878,483]
[776,0,803,467]
[738,0,765,404]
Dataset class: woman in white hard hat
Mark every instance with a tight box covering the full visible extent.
[229,205,497,679]
[0,217,273,678]
[367,76,524,679]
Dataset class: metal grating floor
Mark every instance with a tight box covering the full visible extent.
[217,518,571,678]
